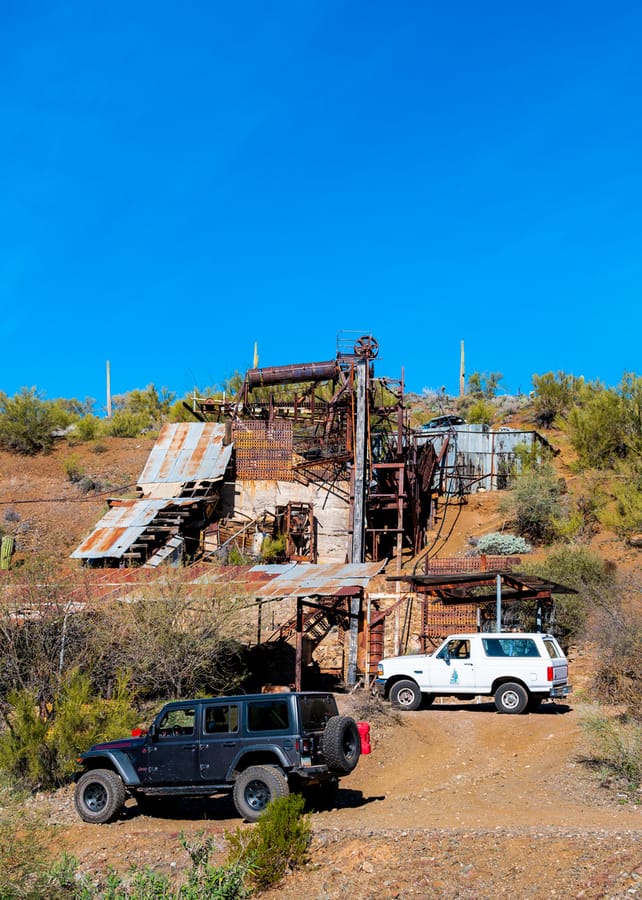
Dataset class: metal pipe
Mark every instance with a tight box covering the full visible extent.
[245,360,340,388]
[496,574,502,632]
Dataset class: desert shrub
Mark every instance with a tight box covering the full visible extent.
[0,669,137,789]
[598,468,642,539]
[566,384,626,469]
[107,410,150,438]
[580,711,642,791]
[476,532,531,555]
[89,576,248,701]
[523,546,616,645]
[226,793,310,891]
[62,454,84,482]
[72,414,102,442]
[531,371,582,428]
[0,388,60,455]
[0,792,91,898]
[466,399,495,425]
[588,587,642,716]
[499,463,563,543]
[260,534,286,562]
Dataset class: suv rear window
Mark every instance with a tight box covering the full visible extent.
[298,694,338,730]
[482,638,540,658]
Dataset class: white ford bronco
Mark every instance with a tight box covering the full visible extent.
[375,632,571,714]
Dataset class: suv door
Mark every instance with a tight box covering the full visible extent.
[431,639,476,691]
[145,704,198,784]
[199,701,242,783]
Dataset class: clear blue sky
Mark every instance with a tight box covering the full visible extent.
[2,1,641,410]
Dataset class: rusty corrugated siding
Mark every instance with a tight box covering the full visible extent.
[251,561,386,598]
[138,423,232,485]
[70,498,197,560]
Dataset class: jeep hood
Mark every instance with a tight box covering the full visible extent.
[86,736,146,753]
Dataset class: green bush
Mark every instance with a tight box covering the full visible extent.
[0,388,61,455]
[72,415,103,442]
[0,669,137,789]
[226,793,311,890]
[476,532,531,555]
[531,371,582,428]
[580,710,642,791]
[107,410,150,438]
[466,399,495,425]
[524,546,616,645]
[499,463,564,543]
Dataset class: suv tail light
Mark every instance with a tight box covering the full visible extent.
[296,737,312,754]
[547,665,554,682]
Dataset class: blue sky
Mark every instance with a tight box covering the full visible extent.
[2,1,641,410]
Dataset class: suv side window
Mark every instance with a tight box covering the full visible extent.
[482,638,540,658]
[247,700,290,732]
[158,707,195,737]
[204,704,239,734]
[437,639,470,660]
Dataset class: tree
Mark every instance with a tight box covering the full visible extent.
[467,371,503,398]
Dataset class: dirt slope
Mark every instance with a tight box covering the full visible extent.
[37,698,640,899]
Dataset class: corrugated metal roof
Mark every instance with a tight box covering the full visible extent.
[138,423,232,485]
[71,498,197,560]
[251,561,387,598]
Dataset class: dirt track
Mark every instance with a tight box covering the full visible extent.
[39,697,641,899]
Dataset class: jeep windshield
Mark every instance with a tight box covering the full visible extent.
[298,694,338,730]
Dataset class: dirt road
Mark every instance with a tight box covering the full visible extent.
[40,697,640,899]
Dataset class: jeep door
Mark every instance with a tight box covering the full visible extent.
[198,702,241,782]
[146,704,199,784]
[430,639,476,692]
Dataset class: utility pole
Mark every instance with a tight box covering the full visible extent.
[106,360,112,418]
[347,356,368,686]
[459,340,465,397]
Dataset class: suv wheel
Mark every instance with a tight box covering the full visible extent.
[494,682,528,714]
[74,769,126,824]
[233,765,289,822]
[389,679,422,711]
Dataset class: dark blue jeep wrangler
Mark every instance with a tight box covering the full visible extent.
[74,692,361,823]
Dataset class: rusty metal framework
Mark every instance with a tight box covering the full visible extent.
[190,333,435,568]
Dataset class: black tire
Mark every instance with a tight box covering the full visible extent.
[389,679,422,711]
[74,769,126,824]
[494,682,529,715]
[233,765,289,822]
[322,715,361,774]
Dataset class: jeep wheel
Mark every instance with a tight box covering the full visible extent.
[390,679,422,711]
[233,765,289,822]
[494,682,528,714]
[74,769,126,824]
[322,715,361,774]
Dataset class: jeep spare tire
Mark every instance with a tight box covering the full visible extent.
[322,715,361,774]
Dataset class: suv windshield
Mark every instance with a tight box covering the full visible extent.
[298,694,338,730]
